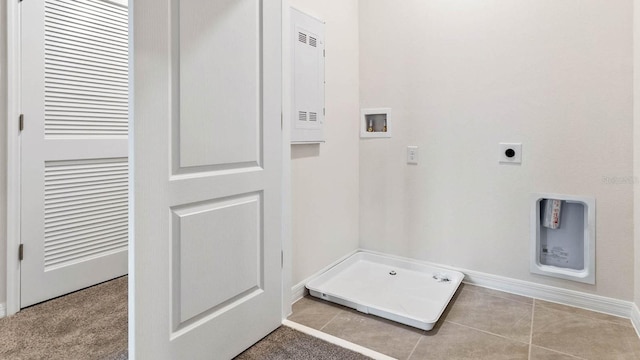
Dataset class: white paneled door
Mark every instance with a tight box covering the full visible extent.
[133,0,282,359]
[20,0,129,308]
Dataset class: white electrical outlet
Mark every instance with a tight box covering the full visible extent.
[499,143,522,164]
[407,146,419,164]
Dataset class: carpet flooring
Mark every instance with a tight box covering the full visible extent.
[0,277,368,360]
[236,326,371,360]
[101,326,369,360]
[0,276,128,360]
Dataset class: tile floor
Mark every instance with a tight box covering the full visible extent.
[287,284,640,360]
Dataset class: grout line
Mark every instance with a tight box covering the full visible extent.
[528,299,535,360]
[527,304,590,360]
[405,335,422,360]
[463,283,534,306]
[319,310,343,332]
[530,345,587,360]
[535,301,633,328]
[444,320,530,345]
[466,283,632,329]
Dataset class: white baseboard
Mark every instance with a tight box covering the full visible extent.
[462,268,633,319]
[291,248,635,322]
[631,303,640,338]
[0,303,6,319]
[291,281,309,304]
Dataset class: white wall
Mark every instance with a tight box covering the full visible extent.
[0,0,360,312]
[0,0,8,310]
[289,0,360,286]
[1,0,636,311]
[634,0,640,309]
[360,0,635,300]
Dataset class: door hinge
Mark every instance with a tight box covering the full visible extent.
[281,113,283,130]
[19,114,24,131]
[281,250,284,268]
[18,244,24,261]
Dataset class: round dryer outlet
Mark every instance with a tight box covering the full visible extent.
[499,143,522,164]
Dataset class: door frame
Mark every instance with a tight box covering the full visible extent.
[281,0,293,319]
[5,0,295,322]
[6,0,22,317]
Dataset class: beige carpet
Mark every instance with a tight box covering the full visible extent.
[0,276,128,360]
[0,278,368,360]
[236,326,371,360]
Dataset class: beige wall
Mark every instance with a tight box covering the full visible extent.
[0,0,7,309]
[289,0,361,285]
[359,0,635,300]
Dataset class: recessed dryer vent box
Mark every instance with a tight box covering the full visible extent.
[530,193,596,284]
[291,8,325,144]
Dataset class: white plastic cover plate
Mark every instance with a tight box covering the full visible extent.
[499,143,522,164]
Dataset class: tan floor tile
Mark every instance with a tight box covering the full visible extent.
[443,285,533,343]
[462,284,533,305]
[532,306,640,360]
[535,299,632,328]
[287,296,343,330]
[321,309,423,360]
[530,346,584,359]
[408,321,529,360]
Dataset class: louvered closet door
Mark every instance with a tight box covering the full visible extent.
[20,0,128,308]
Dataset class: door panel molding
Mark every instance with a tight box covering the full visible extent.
[169,0,264,176]
[174,0,262,170]
[170,192,264,331]
[133,0,282,358]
